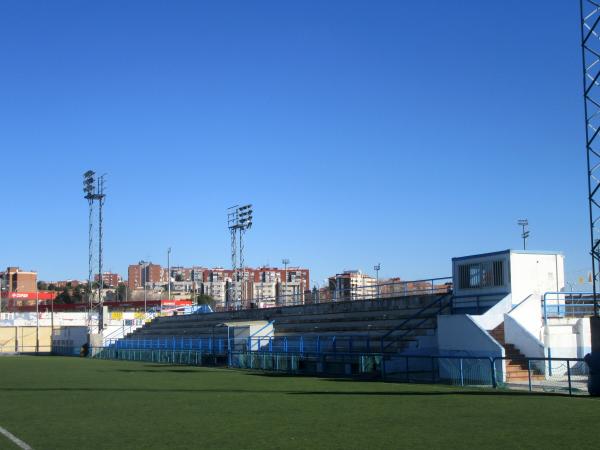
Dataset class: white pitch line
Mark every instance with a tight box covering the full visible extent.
[0,425,33,450]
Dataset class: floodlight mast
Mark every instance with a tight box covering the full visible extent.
[83,171,96,309]
[83,170,107,332]
[374,263,381,299]
[227,204,253,309]
[580,0,600,319]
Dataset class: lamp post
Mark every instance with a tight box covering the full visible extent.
[374,263,381,299]
[282,258,289,306]
[167,247,172,308]
[518,219,530,250]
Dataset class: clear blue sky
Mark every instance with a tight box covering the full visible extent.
[0,0,592,287]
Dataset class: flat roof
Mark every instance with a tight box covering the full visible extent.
[452,249,563,262]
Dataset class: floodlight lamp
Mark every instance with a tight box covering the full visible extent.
[83,170,95,178]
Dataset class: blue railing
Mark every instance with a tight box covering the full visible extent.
[542,292,595,323]
[105,334,384,356]
[379,292,452,352]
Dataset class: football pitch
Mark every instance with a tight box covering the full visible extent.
[0,357,598,450]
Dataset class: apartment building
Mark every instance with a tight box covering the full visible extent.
[1,267,37,292]
[94,272,121,288]
[328,270,376,301]
[128,263,165,290]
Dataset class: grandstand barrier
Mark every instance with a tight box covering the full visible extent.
[542,292,595,323]
[83,343,590,395]
[104,336,387,355]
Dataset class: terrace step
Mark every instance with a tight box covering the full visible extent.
[488,323,545,381]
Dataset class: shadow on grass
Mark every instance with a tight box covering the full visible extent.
[0,385,590,398]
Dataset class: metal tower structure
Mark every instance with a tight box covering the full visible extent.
[83,170,107,310]
[97,174,106,304]
[580,0,600,317]
[83,171,96,308]
[227,204,253,308]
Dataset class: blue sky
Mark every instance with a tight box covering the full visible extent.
[0,0,592,287]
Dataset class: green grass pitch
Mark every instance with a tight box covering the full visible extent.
[0,356,598,449]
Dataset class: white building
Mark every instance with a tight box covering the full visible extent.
[437,249,589,381]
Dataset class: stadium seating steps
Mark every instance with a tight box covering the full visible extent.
[117,293,452,354]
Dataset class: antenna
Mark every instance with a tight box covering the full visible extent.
[517,219,529,250]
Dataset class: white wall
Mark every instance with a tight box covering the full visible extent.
[437,315,505,358]
[471,294,512,331]
[509,252,564,308]
[544,318,589,359]
[1,312,96,327]
[504,314,545,359]
[507,294,542,340]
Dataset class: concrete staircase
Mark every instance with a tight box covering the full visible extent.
[489,323,544,382]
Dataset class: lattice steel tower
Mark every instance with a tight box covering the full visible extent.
[83,171,96,308]
[581,0,600,317]
[227,204,253,308]
[83,170,107,309]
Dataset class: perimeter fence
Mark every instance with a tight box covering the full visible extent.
[85,346,590,396]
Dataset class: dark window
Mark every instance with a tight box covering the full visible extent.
[458,260,504,289]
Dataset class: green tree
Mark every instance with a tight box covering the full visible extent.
[37,281,48,290]
[55,288,73,304]
[117,283,128,301]
[195,294,215,306]
[72,285,83,303]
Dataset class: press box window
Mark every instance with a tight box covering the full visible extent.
[458,260,504,289]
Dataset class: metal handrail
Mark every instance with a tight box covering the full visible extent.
[542,291,595,324]
[379,293,452,352]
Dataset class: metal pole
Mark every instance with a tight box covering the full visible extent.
[567,361,573,396]
[51,293,54,352]
[143,264,147,314]
[282,259,289,307]
[36,287,39,353]
[167,248,171,306]
[374,263,381,299]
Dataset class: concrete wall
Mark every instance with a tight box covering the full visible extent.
[504,314,545,359]
[437,315,505,359]
[509,252,564,308]
[471,294,512,331]
[1,312,95,327]
[544,318,590,359]
[0,326,52,352]
[507,293,542,340]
